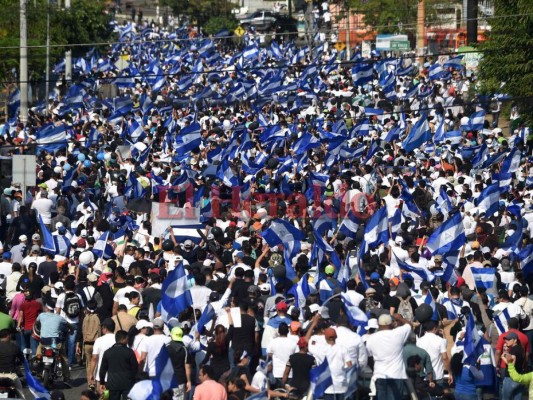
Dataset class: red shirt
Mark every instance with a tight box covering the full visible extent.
[20,300,42,331]
[496,329,529,368]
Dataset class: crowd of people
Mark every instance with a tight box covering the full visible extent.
[0,14,532,400]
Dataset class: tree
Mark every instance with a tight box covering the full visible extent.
[160,0,238,29]
[478,0,533,122]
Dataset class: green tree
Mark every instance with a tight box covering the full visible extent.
[204,16,238,36]
[160,0,238,29]
[478,0,533,122]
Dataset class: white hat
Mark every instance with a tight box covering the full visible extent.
[259,283,270,293]
[136,320,153,330]
[32,233,40,241]
[19,235,28,242]
[309,304,321,314]
[55,222,64,229]
[365,318,378,330]
[81,229,87,238]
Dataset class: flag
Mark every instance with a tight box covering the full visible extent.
[428,63,444,80]
[443,55,464,69]
[161,262,193,321]
[287,273,311,309]
[38,215,56,253]
[394,253,435,282]
[128,118,145,143]
[262,219,306,247]
[191,304,216,335]
[361,207,389,253]
[351,62,373,86]
[175,122,202,155]
[494,308,511,335]
[500,147,521,175]
[340,292,368,327]
[93,231,110,259]
[424,292,439,321]
[402,114,431,152]
[337,257,351,290]
[309,358,332,398]
[463,312,485,364]
[471,267,496,289]
[24,359,50,400]
[468,110,486,131]
[426,212,465,255]
[35,124,68,152]
[436,186,452,217]
[520,244,533,279]
[476,183,500,217]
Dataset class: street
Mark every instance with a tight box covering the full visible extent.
[23,365,87,399]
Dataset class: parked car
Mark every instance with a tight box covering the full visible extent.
[240,10,278,31]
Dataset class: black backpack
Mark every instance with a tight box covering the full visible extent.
[63,292,82,318]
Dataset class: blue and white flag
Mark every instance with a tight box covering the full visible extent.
[309,358,333,398]
[341,292,368,327]
[351,62,373,86]
[288,273,311,309]
[128,118,145,143]
[191,303,216,335]
[520,244,533,279]
[476,183,500,217]
[468,110,486,131]
[471,267,495,290]
[424,292,439,321]
[175,122,202,155]
[436,186,453,217]
[463,312,485,364]
[93,231,110,259]
[443,55,464,70]
[428,63,444,80]
[262,219,306,247]
[394,253,435,282]
[494,308,511,335]
[338,210,360,238]
[361,207,389,253]
[36,124,68,152]
[426,212,465,255]
[402,114,431,152]
[161,262,193,321]
[500,147,521,175]
[24,359,50,400]
[338,257,351,290]
[38,215,56,254]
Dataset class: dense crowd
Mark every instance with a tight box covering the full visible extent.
[0,14,532,400]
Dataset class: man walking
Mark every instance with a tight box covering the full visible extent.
[167,327,192,400]
[99,330,138,400]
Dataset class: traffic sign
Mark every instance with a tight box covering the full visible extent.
[390,41,410,51]
[234,26,245,37]
[334,42,346,51]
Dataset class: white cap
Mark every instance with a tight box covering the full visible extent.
[136,320,153,330]
[81,229,87,237]
[19,235,28,242]
[55,222,64,229]
[309,304,321,313]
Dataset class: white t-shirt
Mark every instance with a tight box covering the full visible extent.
[325,343,350,394]
[189,285,213,310]
[366,324,411,379]
[32,198,54,224]
[93,333,116,382]
[416,332,447,380]
[56,291,84,324]
[334,326,367,368]
[267,336,298,378]
[139,334,171,377]
[308,334,328,364]
[114,286,143,305]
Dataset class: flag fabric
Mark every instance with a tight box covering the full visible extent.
[426,212,465,255]
[287,273,311,309]
[92,231,110,259]
[160,262,193,321]
[262,219,306,247]
[494,308,511,335]
[361,207,389,253]
[338,210,360,238]
[471,267,496,289]
[309,358,333,398]
[24,359,50,400]
[38,215,56,253]
[443,55,464,69]
[428,63,444,80]
[463,312,485,364]
[436,186,453,217]
[468,110,486,131]
[520,244,533,279]
[402,115,431,153]
[191,303,216,335]
[341,292,368,327]
[175,122,202,155]
[476,183,500,217]
[394,253,435,282]
[424,292,439,321]
[351,62,373,86]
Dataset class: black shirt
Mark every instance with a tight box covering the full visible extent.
[287,352,316,395]
[231,280,251,304]
[37,261,57,285]
[99,343,138,390]
[168,341,192,385]
[228,313,256,353]
[0,341,23,373]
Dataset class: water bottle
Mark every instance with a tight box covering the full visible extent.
[51,338,57,349]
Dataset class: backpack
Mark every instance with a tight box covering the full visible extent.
[398,297,414,322]
[366,298,380,315]
[63,292,82,318]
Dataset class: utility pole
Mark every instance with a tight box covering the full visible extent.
[416,0,425,66]
[65,0,72,82]
[45,0,50,107]
[466,0,478,44]
[20,0,28,124]
[345,0,351,60]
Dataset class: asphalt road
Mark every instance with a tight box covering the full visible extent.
[22,364,87,399]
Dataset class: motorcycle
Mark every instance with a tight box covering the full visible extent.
[33,339,66,389]
[0,377,24,399]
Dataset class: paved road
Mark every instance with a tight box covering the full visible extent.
[22,365,87,399]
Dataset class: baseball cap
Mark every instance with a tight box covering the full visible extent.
[370,272,380,281]
[309,304,320,313]
[389,277,400,286]
[378,314,393,326]
[19,235,28,242]
[136,320,153,330]
[153,317,165,329]
[31,245,40,253]
[32,233,40,241]
[184,239,193,248]
[297,337,308,348]
[259,283,270,294]
[324,328,337,340]
[366,318,378,330]
[505,332,518,340]
[170,326,184,342]
[87,273,98,283]
[2,252,11,259]
[290,321,301,333]
[276,301,288,312]
[325,265,335,275]
[365,287,376,295]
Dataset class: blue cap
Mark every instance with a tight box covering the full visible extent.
[236,251,244,259]
[2,252,11,259]
[370,272,380,281]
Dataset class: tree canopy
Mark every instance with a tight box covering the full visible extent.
[478,0,533,122]
[160,0,238,29]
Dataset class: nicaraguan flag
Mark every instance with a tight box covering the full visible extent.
[402,114,431,152]
[426,212,465,255]
[161,262,193,321]
[436,186,453,217]
[191,304,216,335]
[92,231,110,259]
[341,292,368,327]
[351,62,373,86]
[24,359,50,400]
[468,110,486,131]
[476,183,500,217]
[463,312,485,364]
[471,267,495,289]
[520,244,533,279]
[288,273,311,309]
[309,358,333,398]
[262,219,306,247]
[424,292,439,321]
[428,63,444,80]
[394,253,435,282]
[443,55,464,69]
[175,122,201,155]
[38,215,56,254]
[361,207,389,253]
[494,308,511,335]
[338,210,360,238]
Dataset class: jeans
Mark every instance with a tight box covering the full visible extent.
[20,330,38,356]
[375,378,407,400]
[502,376,522,400]
[324,394,344,400]
[455,394,478,400]
[66,322,78,366]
